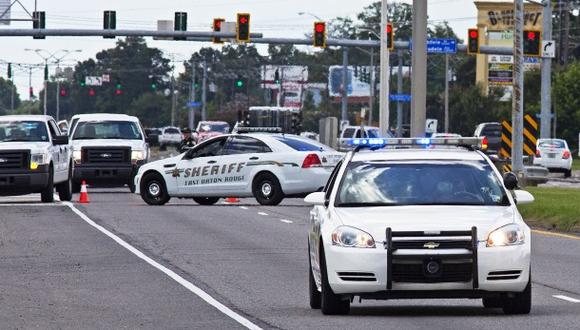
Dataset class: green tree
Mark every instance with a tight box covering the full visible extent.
[553,62,580,149]
[0,78,20,115]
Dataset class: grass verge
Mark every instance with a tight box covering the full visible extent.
[573,156,580,171]
[518,187,580,231]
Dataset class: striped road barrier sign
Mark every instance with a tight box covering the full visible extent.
[500,115,538,159]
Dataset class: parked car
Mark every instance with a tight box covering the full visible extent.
[158,126,183,151]
[533,138,573,177]
[474,123,501,156]
[338,126,392,152]
[431,133,462,139]
[195,121,230,144]
[145,128,162,147]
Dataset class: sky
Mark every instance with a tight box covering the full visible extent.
[0,0,480,101]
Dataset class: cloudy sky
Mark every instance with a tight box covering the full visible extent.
[0,0,479,100]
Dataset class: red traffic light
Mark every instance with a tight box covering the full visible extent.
[215,20,221,29]
[239,16,248,24]
[527,31,536,40]
[115,89,123,96]
[387,24,392,33]
[60,89,67,97]
[469,30,478,39]
[88,89,96,97]
[315,23,325,33]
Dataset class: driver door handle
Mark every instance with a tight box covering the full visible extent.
[207,160,217,164]
[249,157,259,160]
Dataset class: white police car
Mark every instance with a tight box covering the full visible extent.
[134,129,344,206]
[305,137,534,315]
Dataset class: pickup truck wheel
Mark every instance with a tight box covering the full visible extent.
[253,173,284,206]
[140,173,170,206]
[502,278,532,315]
[193,197,220,205]
[56,168,73,202]
[128,174,137,193]
[41,166,55,203]
[320,245,350,315]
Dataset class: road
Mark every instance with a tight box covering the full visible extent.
[1,190,579,329]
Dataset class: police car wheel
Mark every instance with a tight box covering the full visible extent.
[319,244,350,315]
[482,297,503,308]
[502,278,532,315]
[308,241,321,309]
[193,197,220,206]
[140,173,170,206]
[253,173,284,206]
[41,165,55,203]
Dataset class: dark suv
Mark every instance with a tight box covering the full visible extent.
[474,122,501,155]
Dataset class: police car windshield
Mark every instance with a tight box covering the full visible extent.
[0,121,49,143]
[274,136,325,151]
[73,121,142,140]
[336,160,510,207]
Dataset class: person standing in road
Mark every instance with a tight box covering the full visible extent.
[178,128,196,153]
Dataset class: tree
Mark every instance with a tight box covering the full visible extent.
[0,78,20,115]
[553,62,580,149]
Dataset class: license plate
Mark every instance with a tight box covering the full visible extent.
[548,153,556,158]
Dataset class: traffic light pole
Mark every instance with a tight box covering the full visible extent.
[396,49,403,137]
[410,0,427,138]
[540,0,552,139]
[341,47,349,125]
[379,0,390,137]
[202,60,208,122]
[444,54,449,133]
[189,61,196,130]
[512,0,525,175]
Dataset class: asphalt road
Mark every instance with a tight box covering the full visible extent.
[1,190,579,329]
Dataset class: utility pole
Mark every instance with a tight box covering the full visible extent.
[512,0,525,174]
[396,49,403,137]
[540,0,552,139]
[170,76,176,127]
[202,60,208,122]
[368,47,375,126]
[444,54,450,133]
[56,79,60,121]
[561,0,570,68]
[379,0,390,137]
[189,61,196,130]
[43,60,47,116]
[341,47,349,126]
[410,0,427,137]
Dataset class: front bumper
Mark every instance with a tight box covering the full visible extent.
[73,161,145,186]
[324,231,530,297]
[0,166,50,196]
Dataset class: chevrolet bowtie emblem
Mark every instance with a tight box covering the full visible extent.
[423,242,440,249]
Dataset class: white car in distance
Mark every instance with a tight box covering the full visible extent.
[159,126,183,150]
[533,138,573,178]
[305,137,534,315]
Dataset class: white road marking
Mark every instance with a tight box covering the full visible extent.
[0,203,66,207]
[280,219,293,224]
[239,206,249,210]
[62,202,262,330]
[257,212,268,216]
[553,295,580,303]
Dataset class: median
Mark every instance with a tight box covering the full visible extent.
[519,187,580,232]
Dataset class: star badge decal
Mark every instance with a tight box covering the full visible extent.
[172,168,182,177]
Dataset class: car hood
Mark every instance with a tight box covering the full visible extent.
[71,139,145,150]
[0,141,51,154]
[138,154,183,173]
[333,205,516,241]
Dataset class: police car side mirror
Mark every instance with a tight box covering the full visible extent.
[304,192,326,206]
[514,190,534,205]
[503,172,519,191]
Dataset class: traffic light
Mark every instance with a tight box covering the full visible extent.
[60,88,67,97]
[213,18,225,44]
[174,12,188,40]
[467,28,479,55]
[236,13,251,42]
[523,30,541,57]
[29,87,34,98]
[103,11,116,39]
[150,77,158,90]
[235,76,244,89]
[313,22,326,48]
[115,79,123,95]
[7,63,11,79]
[88,88,96,97]
[33,11,46,39]
[274,69,280,84]
[386,23,394,51]
[44,64,49,81]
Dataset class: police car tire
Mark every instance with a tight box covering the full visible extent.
[56,168,73,202]
[482,297,503,308]
[308,242,322,309]
[502,278,532,315]
[320,244,350,315]
[140,173,170,206]
[41,165,55,203]
[193,197,220,205]
[253,173,284,206]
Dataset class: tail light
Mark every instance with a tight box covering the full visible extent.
[481,136,488,152]
[302,154,322,168]
[563,150,571,160]
[535,149,541,158]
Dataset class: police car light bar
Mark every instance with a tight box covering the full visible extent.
[348,137,488,151]
[236,127,283,134]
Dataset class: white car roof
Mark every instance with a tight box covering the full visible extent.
[351,148,486,162]
[72,113,140,122]
[0,115,54,122]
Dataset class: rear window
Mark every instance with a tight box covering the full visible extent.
[274,137,324,151]
[539,140,565,148]
[165,128,180,134]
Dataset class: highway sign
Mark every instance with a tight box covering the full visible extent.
[390,94,411,102]
[187,101,201,107]
[427,38,457,54]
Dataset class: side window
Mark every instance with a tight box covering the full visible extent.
[324,161,343,201]
[69,118,79,136]
[342,128,355,138]
[222,136,272,155]
[189,138,226,158]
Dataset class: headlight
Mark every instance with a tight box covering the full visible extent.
[487,224,525,247]
[331,226,375,248]
[131,150,145,161]
[30,153,48,170]
[73,150,82,164]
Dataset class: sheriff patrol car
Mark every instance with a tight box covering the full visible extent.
[305,137,534,315]
[134,129,344,206]
[0,115,72,202]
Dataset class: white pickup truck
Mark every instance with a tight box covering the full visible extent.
[0,115,73,202]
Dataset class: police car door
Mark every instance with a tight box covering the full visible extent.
[176,136,227,196]
[47,120,68,182]
[219,135,273,192]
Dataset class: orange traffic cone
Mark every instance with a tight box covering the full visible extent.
[225,197,240,203]
[78,180,90,204]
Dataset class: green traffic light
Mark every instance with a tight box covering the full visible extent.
[236,80,243,88]
[116,83,122,89]
[151,83,157,90]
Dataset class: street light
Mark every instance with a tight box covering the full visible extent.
[298,12,323,21]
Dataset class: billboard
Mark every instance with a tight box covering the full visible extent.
[328,66,373,98]
[0,0,11,25]
[261,65,308,89]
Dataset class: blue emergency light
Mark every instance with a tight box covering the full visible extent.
[346,137,487,151]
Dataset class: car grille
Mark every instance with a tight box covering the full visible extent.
[385,228,479,289]
[83,147,130,164]
[0,150,30,170]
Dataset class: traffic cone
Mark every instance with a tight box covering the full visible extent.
[225,197,240,203]
[78,180,90,204]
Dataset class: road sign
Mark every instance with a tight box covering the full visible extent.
[500,115,538,159]
[85,76,103,86]
[541,40,556,58]
[389,94,411,102]
[187,101,201,107]
[425,119,438,134]
[427,39,457,54]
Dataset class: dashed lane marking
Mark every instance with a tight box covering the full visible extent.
[280,219,293,224]
[239,206,249,210]
[553,295,580,303]
[62,202,262,330]
[257,212,269,216]
[532,229,580,241]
